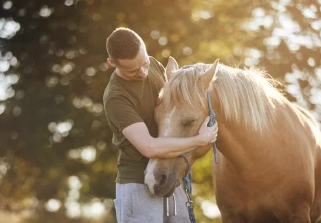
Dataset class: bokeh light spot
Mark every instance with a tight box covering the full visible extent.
[161,49,170,58]
[81,146,96,163]
[46,199,61,212]
[183,47,193,56]
[158,36,168,46]
[39,6,54,18]
[0,60,10,72]
[65,0,74,6]
[2,1,12,10]
[201,200,221,219]
[0,104,5,115]
[150,30,160,39]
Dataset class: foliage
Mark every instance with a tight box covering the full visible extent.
[0,0,320,222]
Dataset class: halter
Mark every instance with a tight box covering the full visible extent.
[207,91,218,164]
[181,90,218,223]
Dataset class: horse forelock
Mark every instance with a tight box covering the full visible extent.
[162,67,208,113]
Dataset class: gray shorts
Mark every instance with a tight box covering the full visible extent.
[113,183,190,223]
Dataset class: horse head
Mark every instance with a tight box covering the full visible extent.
[144,57,219,197]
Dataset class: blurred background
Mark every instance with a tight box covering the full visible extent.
[0,0,320,222]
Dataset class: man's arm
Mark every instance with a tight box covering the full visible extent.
[122,117,218,159]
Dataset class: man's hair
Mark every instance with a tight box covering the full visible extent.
[106,27,143,61]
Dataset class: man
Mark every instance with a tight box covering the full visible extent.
[103,27,218,223]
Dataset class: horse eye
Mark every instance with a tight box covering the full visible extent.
[182,119,197,127]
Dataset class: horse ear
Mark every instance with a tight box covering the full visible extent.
[166,56,179,80]
[202,59,219,88]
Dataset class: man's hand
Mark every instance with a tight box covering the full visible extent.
[198,116,218,146]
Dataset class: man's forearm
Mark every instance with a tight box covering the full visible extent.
[147,136,205,159]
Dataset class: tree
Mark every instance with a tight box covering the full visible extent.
[0,0,319,222]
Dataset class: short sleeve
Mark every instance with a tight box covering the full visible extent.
[105,97,143,132]
[150,56,167,82]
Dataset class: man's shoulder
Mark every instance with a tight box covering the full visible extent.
[149,56,163,68]
[148,56,166,82]
[103,72,124,104]
[149,56,159,63]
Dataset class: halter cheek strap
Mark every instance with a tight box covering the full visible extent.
[207,91,218,164]
[180,90,218,223]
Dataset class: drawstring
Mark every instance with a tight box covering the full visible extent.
[165,192,178,217]
[166,197,169,216]
[173,193,177,215]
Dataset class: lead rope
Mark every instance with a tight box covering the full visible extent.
[179,90,218,223]
[182,154,197,223]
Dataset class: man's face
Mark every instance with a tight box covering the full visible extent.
[115,45,150,81]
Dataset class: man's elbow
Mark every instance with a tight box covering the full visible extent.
[141,145,159,159]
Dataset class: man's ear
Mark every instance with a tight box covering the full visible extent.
[107,58,116,68]
[166,56,179,80]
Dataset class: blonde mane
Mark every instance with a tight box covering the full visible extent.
[161,63,287,133]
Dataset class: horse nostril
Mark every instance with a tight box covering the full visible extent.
[156,174,167,187]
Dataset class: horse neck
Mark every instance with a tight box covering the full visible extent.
[215,116,254,171]
[213,99,291,173]
[211,91,260,172]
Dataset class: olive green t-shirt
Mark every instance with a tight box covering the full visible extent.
[103,56,166,184]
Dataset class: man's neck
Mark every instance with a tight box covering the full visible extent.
[115,68,131,81]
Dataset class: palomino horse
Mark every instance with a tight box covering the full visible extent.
[144,57,321,223]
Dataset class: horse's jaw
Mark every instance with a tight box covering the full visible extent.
[144,157,184,197]
[155,178,180,197]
